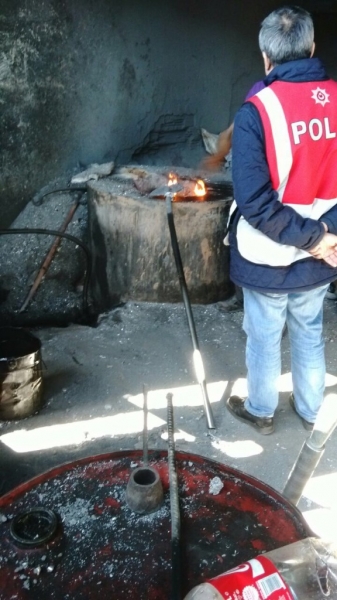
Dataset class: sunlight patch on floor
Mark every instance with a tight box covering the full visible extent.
[0,411,166,453]
[211,437,263,459]
[160,430,196,442]
[301,472,337,541]
[125,380,227,409]
[278,371,337,392]
[302,507,337,541]
[302,472,337,508]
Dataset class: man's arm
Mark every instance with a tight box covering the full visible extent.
[202,123,234,171]
[320,204,337,235]
[308,222,337,266]
[232,102,326,252]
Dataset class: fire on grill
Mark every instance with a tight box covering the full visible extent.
[87,163,234,309]
[115,166,232,201]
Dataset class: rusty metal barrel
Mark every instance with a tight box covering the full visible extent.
[0,450,311,599]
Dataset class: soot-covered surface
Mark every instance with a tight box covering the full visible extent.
[88,168,234,308]
[0,451,310,600]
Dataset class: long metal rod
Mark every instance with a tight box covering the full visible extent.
[0,228,91,314]
[19,201,80,312]
[166,392,181,600]
[165,193,215,429]
[143,384,149,467]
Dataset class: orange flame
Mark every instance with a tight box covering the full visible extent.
[168,173,178,186]
[167,173,206,201]
[194,179,206,199]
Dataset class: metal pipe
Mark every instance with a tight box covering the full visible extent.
[166,392,181,600]
[0,228,92,315]
[165,192,215,429]
[19,201,80,312]
[143,384,149,467]
[283,393,337,505]
[126,385,164,515]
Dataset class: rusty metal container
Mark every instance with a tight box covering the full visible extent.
[0,450,311,599]
[0,327,43,420]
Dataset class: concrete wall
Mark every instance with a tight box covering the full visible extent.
[1,0,337,226]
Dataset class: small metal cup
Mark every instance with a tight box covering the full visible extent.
[126,466,164,514]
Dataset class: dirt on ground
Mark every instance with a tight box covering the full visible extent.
[1,299,337,541]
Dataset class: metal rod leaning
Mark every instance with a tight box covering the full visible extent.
[165,191,215,429]
[0,228,92,315]
[143,383,149,467]
[166,392,181,600]
[283,393,337,505]
[19,200,80,312]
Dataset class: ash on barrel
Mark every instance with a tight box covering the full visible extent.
[0,451,311,600]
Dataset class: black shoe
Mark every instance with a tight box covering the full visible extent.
[326,283,337,300]
[218,299,243,313]
[289,394,314,431]
[226,395,274,435]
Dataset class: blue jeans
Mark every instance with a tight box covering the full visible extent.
[242,285,328,422]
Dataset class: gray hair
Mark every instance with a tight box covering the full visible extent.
[259,6,314,66]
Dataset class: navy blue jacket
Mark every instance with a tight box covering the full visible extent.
[230,58,337,293]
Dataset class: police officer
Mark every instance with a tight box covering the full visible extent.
[226,6,337,434]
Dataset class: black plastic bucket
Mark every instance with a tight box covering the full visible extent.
[0,327,43,420]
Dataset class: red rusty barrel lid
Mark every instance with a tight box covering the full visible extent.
[0,450,311,599]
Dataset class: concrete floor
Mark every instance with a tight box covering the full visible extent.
[1,298,337,541]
